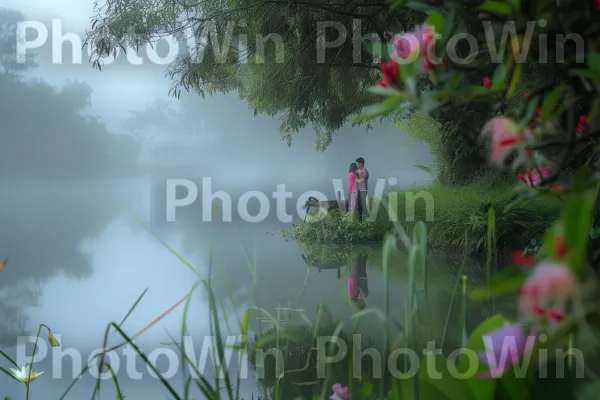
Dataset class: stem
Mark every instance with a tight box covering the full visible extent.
[26,324,53,400]
[26,325,42,399]
[461,275,468,348]
[568,333,573,369]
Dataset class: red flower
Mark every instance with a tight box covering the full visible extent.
[525,148,532,158]
[551,184,568,192]
[377,60,400,88]
[483,77,492,89]
[523,92,531,99]
[532,303,546,317]
[512,252,537,266]
[575,115,588,135]
[546,308,564,322]
[518,165,552,187]
[554,237,567,258]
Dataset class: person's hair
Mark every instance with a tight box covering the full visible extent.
[349,162,358,173]
[356,157,365,164]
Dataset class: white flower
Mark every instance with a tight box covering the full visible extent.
[10,365,43,383]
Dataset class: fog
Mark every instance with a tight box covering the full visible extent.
[0,1,434,398]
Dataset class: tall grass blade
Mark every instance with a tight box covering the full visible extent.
[133,216,202,279]
[407,245,419,400]
[381,234,396,399]
[486,207,496,311]
[180,282,199,395]
[460,275,468,347]
[0,350,18,368]
[165,329,219,398]
[109,323,182,399]
[91,292,189,399]
[114,287,148,334]
[0,367,19,382]
[440,233,468,350]
[235,308,250,400]
[206,282,235,400]
[105,363,125,400]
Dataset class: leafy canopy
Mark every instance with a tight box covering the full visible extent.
[87,0,423,150]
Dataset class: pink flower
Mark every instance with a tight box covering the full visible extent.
[330,383,349,400]
[483,77,492,88]
[480,117,527,167]
[477,323,536,378]
[575,115,588,135]
[518,262,577,324]
[393,24,437,71]
[518,165,552,187]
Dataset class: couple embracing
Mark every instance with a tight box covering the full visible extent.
[348,157,369,221]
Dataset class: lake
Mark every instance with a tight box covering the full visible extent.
[0,177,495,399]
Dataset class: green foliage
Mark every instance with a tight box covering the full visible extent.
[86,0,425,150]
[299,241,380,266]
[354,0,600,396]
[247,308,383,397]
[284,172,561,255]
[282,210,390,243]
[383,179,561,253]
[395,109,492,184]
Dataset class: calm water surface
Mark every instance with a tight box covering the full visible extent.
[0,177,488,399]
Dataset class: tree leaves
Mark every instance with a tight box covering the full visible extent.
[478,1,516,16]
[541,84,566,119]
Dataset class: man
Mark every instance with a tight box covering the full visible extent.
[356,253,369,299]
[355,157,369,221]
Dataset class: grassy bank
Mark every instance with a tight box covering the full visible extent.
[282,175,563,254]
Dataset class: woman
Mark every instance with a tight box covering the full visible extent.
[348,162,364,213]
[348,254,367,310]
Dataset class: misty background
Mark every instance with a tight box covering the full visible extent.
[0,0,433,398]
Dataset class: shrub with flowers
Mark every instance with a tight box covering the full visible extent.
[356,0,600,398]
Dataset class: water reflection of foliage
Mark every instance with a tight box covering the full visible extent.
[299,241,486,292]
[302,242,379,267]
[247,306,383,399]
[245,303,498,399]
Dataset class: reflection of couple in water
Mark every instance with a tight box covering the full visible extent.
[348,253,368,309]
[301,251,369,308]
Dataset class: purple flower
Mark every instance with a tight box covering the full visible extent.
[330,383,349,399]
[477,322,536,378]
